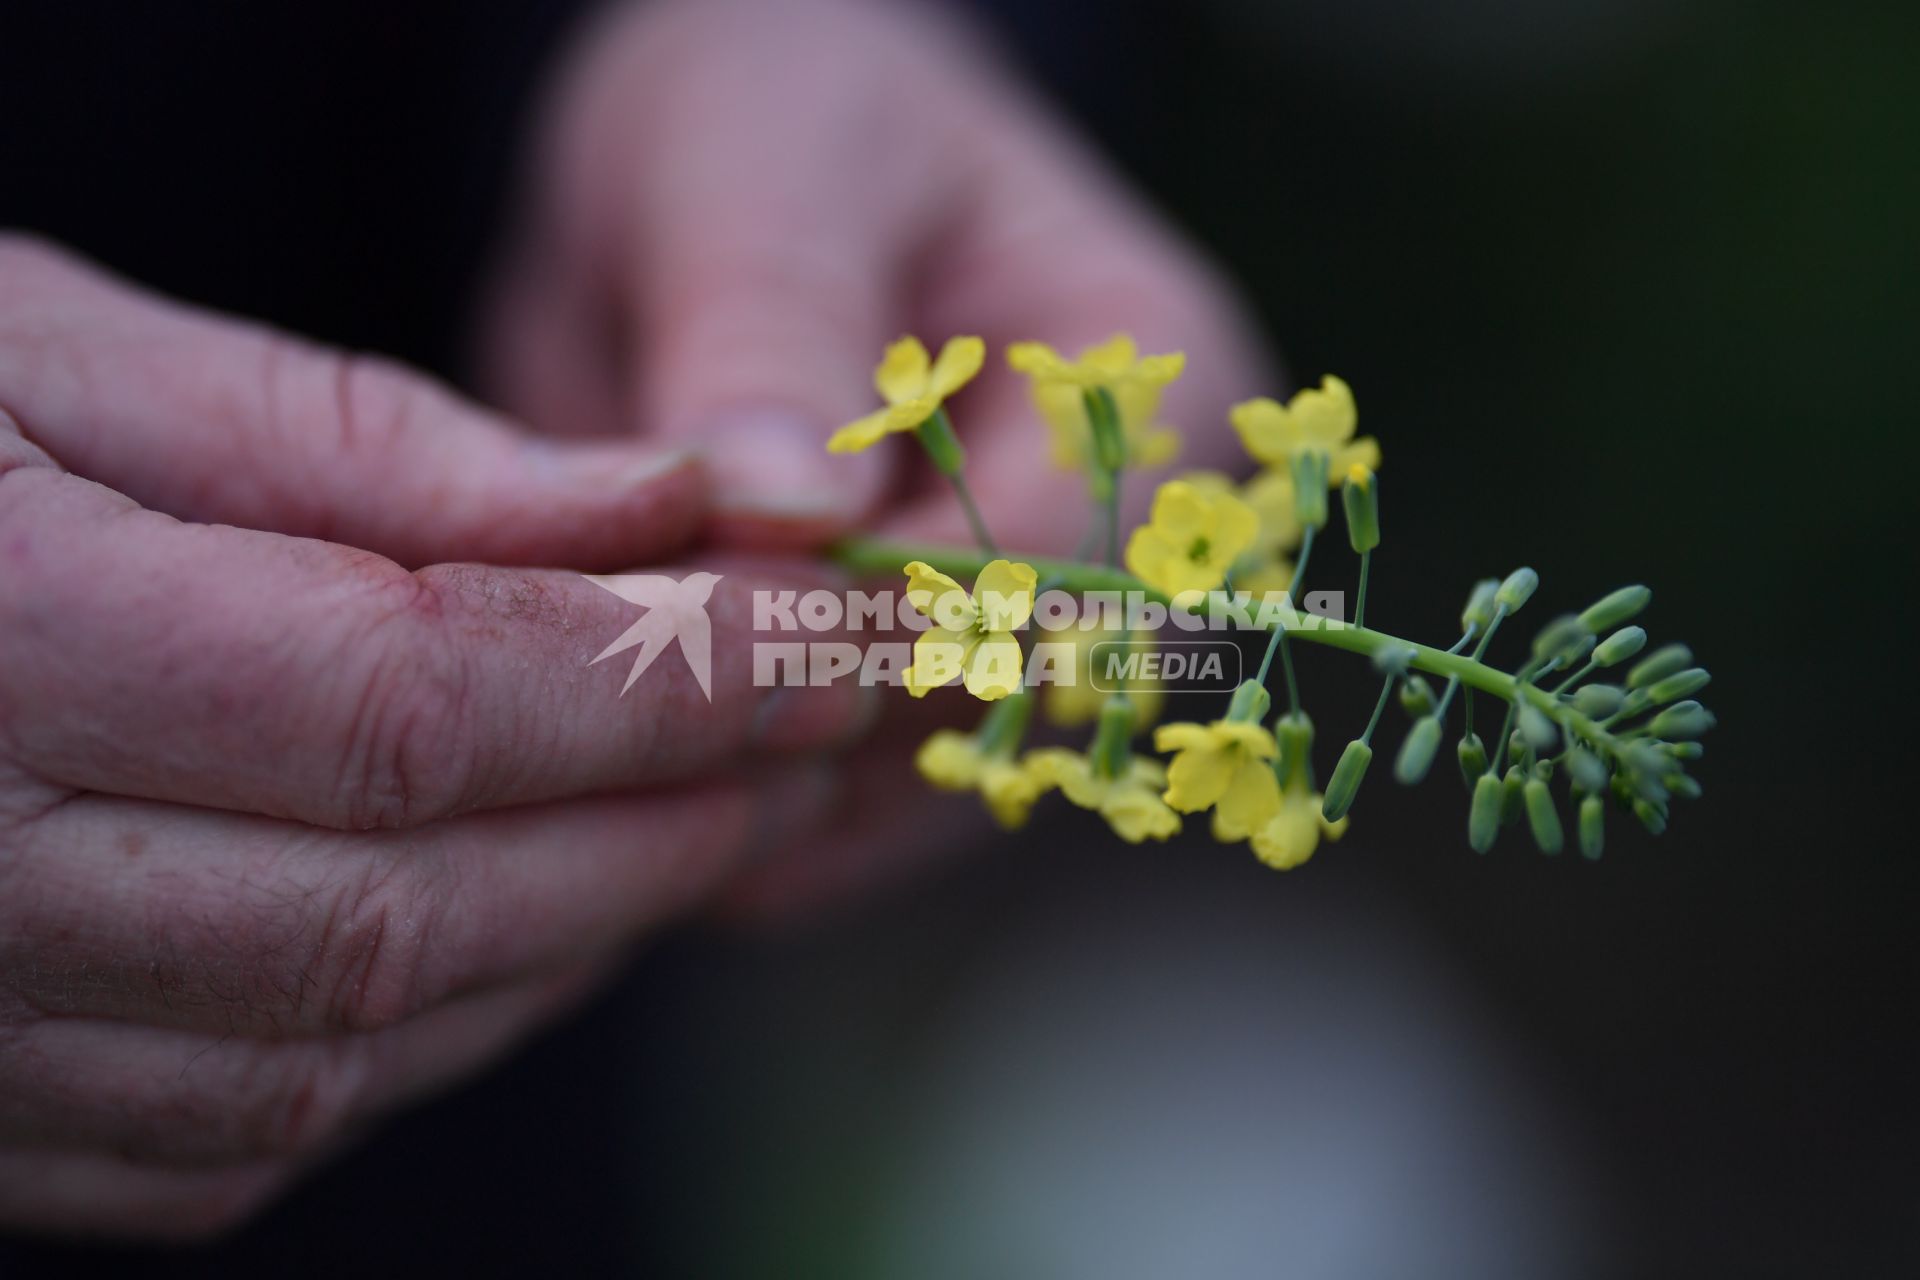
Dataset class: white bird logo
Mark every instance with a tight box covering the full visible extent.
[583,571,722,700]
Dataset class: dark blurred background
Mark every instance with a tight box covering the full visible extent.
[2,0,1913,1274]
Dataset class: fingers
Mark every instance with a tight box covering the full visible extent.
[0,469,869,826]
[0,960,606,1168]
[0,1149,291,1240]
[489,1,999,543]
[2,770,831,1037]
[0,234,705,571]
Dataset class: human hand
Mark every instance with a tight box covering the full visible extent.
[0,237,871,1236]
[483,0,1274,911]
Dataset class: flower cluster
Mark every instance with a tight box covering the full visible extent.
[826,333,1713,867]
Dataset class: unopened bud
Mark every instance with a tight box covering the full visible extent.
[1633,797,1668,835]
[1342,464,1380,553]
[1572,684,1626,718]
[1394,715,1443,785]
[1399,674,1436,718]
[1648,700,1716,739]
[1524,778,1564,854]
[1531,614,1593,666]
[1226,679,1271,722]
[1469,773,1504,853]
[1457,732,1489,787]
[1578,793,1605,860]
[1461,579,1501,632]
[1372,645,1416,678]
[1495,566,1538,613]
[1501,766,1527,826]
[1627,643,1693,689]
[1578,585,1651,633]
[1565,746,1608,794]
[1592,626,1648,668]
[1322,740,1373,822]
[1647,667,1711,704]
[1518,703,1559,753]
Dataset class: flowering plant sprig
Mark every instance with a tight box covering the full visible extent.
[826,334,1714,868]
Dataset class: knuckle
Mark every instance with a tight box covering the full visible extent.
[326,569,477,830]
[0,229,74,278]
[305,848,451,1034]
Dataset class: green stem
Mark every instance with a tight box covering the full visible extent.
[946,471,998,557]
[1355,548,1372,630]
[1362,673,1395,744]
[1255,525,1317,684]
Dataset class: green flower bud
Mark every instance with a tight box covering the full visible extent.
[1501,766,1527,826]
[1456,732,1489,787]
[1274,711,1315,785]
[1531,614,1593,666]
[1633,797,1668,835]
[1646,667,1711,705]
[1578,793,1605,860]
[1469,773,1504,853]
[1461,579,1501,632]
[1620,742,1671,804]
[1578,585,1651,633]
[1648,700,1716,739]
[1342,464,1380,553]
[1399,674,1436,718]
[1227,679,1272,722]
[1289,450,1330,528]
[1394,715,1443,785]
[1495,567,1539,613]
[1572,684,1626,718]
[1592,626,1648,668]
[1627,643,1693,689]
[1665,772,1703,801]
[1524,778,1564,854]
[1566,746,1608,794]
[1372,645,1416,678]
[1665,741,1705,760]
[1322,740,1373,822]
[1518,703,1559,753]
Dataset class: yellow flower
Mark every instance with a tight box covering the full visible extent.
[902,558,1037,701]
[1027,748,1181,843]
[828,335,985,453]
[1228,375,1381,480]
[917,730,1043,829]
[1249,770,1350,870]
[1007,335,1183,471]
[1043,628,1166,730]
[1124,479,1259,599]
[1152,718,1282,838]
[1178,469,1301,601]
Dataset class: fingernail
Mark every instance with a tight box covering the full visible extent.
[698,410,886,521]
[751,679,881,752]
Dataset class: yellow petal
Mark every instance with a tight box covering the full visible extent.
[1163,741,1234,813]
[1006,340,1066,376]
[1080,333,1137,374]
[874,336,931,404]
[1212,757,1282,841]
[1101,781,1181,843]
[1288,375,1357,446]
[974,559,1037,632]
[905,626,978,697]
[1132,350,1186,388]
[1134,426,1182,468]
[1331,437,1382,479]
[1207,490,1261,564]
[1123,527,1183,598]
[915,730,983,789]
[963,632,1024,702]
[1251,802,1321,870]
[928,335,986,400]
[902,561,977,629]
[827,407,902,454]
[1152,722,1213,753]
[980,759,1043,828]
[1228,397,1291,466]
[1215,721,1281,759]
[1150,480,1210,540]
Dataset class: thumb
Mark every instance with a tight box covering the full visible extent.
[0,235,704,570]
